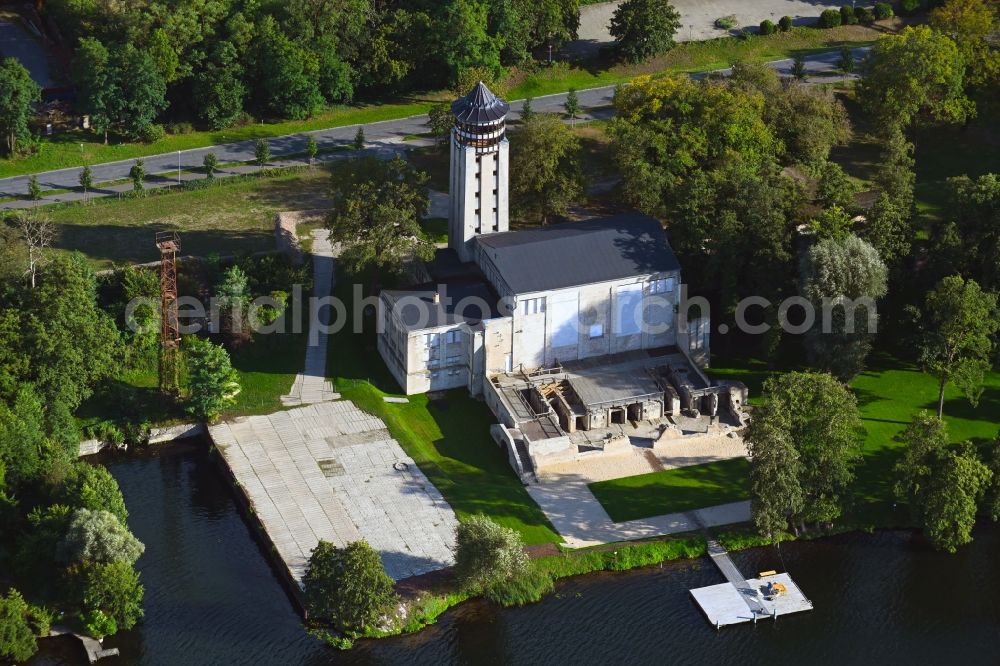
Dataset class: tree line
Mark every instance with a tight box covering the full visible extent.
[43,0,582,143]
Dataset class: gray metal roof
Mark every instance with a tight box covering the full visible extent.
[475,214,680,294]
[382,279,502,331]
[451,81,509,124]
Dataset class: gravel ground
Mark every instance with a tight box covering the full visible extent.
[570,0,847,57]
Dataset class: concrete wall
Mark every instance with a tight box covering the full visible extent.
[449,134,509,263]
[507,270,681,371]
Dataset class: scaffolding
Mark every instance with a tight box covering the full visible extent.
[155,232,181,395]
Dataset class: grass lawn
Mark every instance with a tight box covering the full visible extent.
[848,355,1000,525]
[326,270,560,544]
[589,458,751,522]
[0,25,885,181]
[38,167,334,268]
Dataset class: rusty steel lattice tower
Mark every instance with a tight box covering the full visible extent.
[155,232,181,394]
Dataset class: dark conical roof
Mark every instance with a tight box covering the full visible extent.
[451,81,510,124]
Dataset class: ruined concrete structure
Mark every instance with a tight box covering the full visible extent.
[377,82,745,481]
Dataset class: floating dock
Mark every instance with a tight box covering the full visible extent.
[690,540,813,627]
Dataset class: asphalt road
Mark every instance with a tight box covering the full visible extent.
[0,47,869,207]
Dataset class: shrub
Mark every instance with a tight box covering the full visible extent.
[715,15,738,29]
[59,508,145,565]
[203,152,218,178]
[454,515,530,592]
[64,462,129,524]
[0,590,39,663]
[254,138,270,166]
[778,15,793,31]
[82,561,144,632]
[184,337,240,422]
[140,123,165,143]
[166,122,194,135]
[485,566,554,606]
[303,540,397,636]
[840,5,857,24]
[81,609,117,638]
[857,6,875,24]
[759,19,777,35]
[900,0,921,14]
[874,2,894,19]
[819,8,843,27]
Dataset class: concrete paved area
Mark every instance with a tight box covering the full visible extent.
[527,470,750,547]
[210,401,458,583]
[537,432,747,483]
[281,228,339,406]
[571,0,846,57]
[527,432,750,547]
[0,19,56,89]
[0,47,869,204]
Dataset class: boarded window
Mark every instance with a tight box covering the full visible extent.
[616,284,643,335]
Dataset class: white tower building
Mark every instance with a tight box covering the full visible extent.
[448,82,510,263]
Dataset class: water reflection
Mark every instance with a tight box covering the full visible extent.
[28,442,1000,666]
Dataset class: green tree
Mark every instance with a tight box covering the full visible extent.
[79,165,94,199]
[327,156,432,274]
[862,193,912,265]
[817,162,860,210]
[254,16,323,119]
[893,412,950,513]
[564,87,580,121]
[0,388,49,490]
[929,174,1000,291]
[82,561,144,631]
[800,234,888,381]
[858,25,975,131]
[436,0,503,85]
[748,422,805,539]
[105,44,168,141]
[744,372,864,532]
[254,138,270,166]
[929,0,1000,86]
[215,265,251,347]
[63,462,128,524]
[918,275,1000,418]
[193,43,245,130]
[129,159,145,192]
[306,135,318,165]
[984,434,1000,521]
[203,152,218,178]
[511,113,585,224]
[771,84,852,166]
[454,515,530,592]
[921,444,991,552]
[520,97,535,122]
[0,589,39,663]
[27,175,41,201]
[837,46,855,76]
[0,57,41,156]
[791,54,807,80]
[72,38,113,143]
[609,0,681,63]
[184,336,240,422]
[873,126,916,211]
[353,126,365,151]
[17,254,121,409]
[428,102,454,145]
[303,540,397,637]
[60,508,145,565]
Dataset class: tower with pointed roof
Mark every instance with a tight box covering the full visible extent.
[449,81,510,262]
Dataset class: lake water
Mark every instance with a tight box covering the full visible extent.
[29,442,1000,666]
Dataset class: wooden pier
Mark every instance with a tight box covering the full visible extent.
[690,540,813,627]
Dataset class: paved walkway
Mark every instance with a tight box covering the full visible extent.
[526,471,750,547]
[570,0,848,57]
[210,401,458,583]
[0,47,869,205]
[282,228,339,406]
